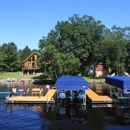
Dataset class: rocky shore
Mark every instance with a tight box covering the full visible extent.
[0,78,105,85]
[88,79,105,84]
[0,78,34,85]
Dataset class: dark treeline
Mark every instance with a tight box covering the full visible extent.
[1,14,130,79]
[0,43,38,72]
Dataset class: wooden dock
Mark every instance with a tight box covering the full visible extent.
[86,88,113,103]
[5,89,56,104]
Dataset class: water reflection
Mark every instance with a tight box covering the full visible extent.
[91,83,111,95]
[0,82,130,130]
[57,104,87,119]
[39,104,57,130]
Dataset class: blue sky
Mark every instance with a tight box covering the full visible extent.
[0,0,130,50]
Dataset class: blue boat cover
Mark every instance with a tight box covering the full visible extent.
[55,76,89,90]
[105,76,130,89]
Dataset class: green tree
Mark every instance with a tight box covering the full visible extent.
[21,46,31,62]
[38,14,106,75]
[0,45,6,71]
[124,27,130,74]
[1,42,20,71]
[17,49,24,71]
[38,45,81,79]
[103,26,128,75]
[1,43,8,71]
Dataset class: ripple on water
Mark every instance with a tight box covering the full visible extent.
[0,100,45,130]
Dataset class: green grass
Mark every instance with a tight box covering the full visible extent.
[0,72,105,81]
[0,72,41,80]
[83,76,105,81]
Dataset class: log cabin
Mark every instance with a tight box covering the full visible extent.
[22,52,40,75]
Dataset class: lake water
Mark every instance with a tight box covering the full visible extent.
[0,82,130,130]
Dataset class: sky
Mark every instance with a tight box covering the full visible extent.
[0,0,130,50]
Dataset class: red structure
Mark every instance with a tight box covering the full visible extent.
[95,64,108,77]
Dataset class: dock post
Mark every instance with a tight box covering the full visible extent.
[84,95,86,106]
[11,95,14,103]
[47,96,48,104]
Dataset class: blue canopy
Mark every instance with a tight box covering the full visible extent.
[105,76,130,89]
[55,76,89,90]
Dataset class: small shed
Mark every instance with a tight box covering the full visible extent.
[95,64,108,77]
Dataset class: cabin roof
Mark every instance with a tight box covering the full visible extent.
[23,52,39,62]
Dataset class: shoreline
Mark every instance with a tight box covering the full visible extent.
[0,78,105,85]
[0,78,34,85]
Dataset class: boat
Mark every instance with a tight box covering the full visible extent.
[55,76,89,105]
[58,90,66,99]
[11,78,16,82]
[20,78,26,82]
[6,78,11,82]
[66,90,72,99]
[72,90,79,98]
[33,79,56,84]
[78,90,86,99]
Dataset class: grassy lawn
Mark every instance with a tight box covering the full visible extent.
[0,72,105,81]
[0,72,41,80]
[83,76,105,81]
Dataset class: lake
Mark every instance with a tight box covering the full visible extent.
[0,82,130,130]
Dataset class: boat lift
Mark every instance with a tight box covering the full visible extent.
[105,76,130,103]
[55,76,89,107]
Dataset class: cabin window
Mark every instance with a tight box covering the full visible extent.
[32,63,35,68]
[32,56,35,61]
[127,90,130,92]
[28,62,31,67]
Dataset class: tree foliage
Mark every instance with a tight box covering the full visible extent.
[102,26,130,74]
[20,46,32,62]
[0,43,33,72]
[38,14,108,78]
[38,45,81,79]
[1,42,19,71]
[0,46,6,71]
[1,14,130,77]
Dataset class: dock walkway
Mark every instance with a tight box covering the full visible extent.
[5,89,56,104]
[86,88,113,103]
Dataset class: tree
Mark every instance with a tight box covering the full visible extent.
[38,14,106,75]
[7,42,20,71]
[17,49,24,71]
[124,27,130,74]
[38,45,81,79]
[0,45,6,71]
[103,26,128,75]
[1,43,8,71]
[1,42,20,71]
[20,46,32,62]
